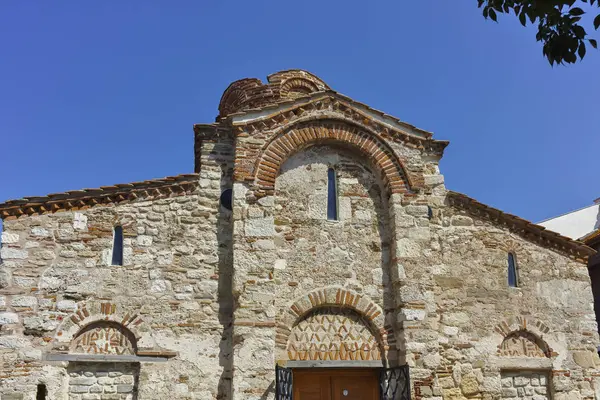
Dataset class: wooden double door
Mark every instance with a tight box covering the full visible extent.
[293,369,379,400]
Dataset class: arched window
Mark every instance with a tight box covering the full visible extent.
[327,167,338,221]
[111,226,123,266]
[508,252,518,287]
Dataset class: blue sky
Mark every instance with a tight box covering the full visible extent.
[0,1,598,225]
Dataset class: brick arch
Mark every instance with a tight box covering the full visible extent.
[70,320,138,355]
[52,301,147,349]
[494,316,556,358]
[254,121,412,196]
[275,287,395,361]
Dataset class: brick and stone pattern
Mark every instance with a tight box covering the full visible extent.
[1,70,599,400]
[501,371,549,400]
[0,136,234,399]
[287,306,382,361]
[68,362,138,400]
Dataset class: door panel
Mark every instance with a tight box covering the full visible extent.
[293,369,378,400]
[332,374,378,400]
[294,372,331,400]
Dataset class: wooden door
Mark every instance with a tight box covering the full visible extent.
[293,369,378,400]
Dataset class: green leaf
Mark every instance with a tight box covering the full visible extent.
[594,14,600,30]
[578,42,586,59]
[573,25,586,39]
[569,7,585,16]
[590,39,598,48]
[489,8,498,22]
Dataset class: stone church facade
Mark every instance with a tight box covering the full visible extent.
[0,70,598,400]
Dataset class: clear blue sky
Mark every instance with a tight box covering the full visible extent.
[1,1,598,225]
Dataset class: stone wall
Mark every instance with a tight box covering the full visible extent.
[0,136,235,399]
[405,199,600,400]
[68,362,138,400]
[501,371,549,400]
[1,73,599,400]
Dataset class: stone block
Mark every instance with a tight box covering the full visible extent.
[398,309,426,321]
[405,205,429,217]
[1,394,24,400]
[116,385,133,393]
[70,385,91,393]
[451,215,473,226]
[502,388,518,397]
[73,212,88,230]
[31,227,50,237]
[97,377,113,385]
[441,312,470,327]
[244,217,275,237]
[0,248,28,259]
[0,312,19,325]
[573,351,598,368]
[514,376,530,387]
[460,373,479,396]
[71,377,97,386]
[1,232,19,244]
[11,296,36,308]
[442,387,465,400]
[396,238,421,258]
[89,385,103,393]
[136,235,153,246]
[501,377,513,388]
[150,279,171,293]
[57,299,77,312]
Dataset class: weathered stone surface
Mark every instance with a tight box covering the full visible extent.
[0,312,19,325]
[0,70,597,400]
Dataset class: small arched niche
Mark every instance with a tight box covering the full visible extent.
[71,320,137,356]
[287,306,385,362]
[498,330,551,358]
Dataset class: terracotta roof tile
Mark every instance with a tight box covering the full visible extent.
[0,174,199,219]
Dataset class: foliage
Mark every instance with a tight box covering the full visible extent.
[478,0,600,64]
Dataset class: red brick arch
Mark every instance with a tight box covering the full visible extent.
[275,287,395,359]
[254,121,412,195]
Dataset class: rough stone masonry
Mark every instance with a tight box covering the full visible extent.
[0,69,599,400]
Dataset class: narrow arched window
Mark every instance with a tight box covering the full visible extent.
[327,167,338,221]
[111,226,123,266]
[36,384,47,400]
[508,252,518,287]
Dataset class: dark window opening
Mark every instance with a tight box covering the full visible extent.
[327,168,338,221]
[508,252,518,287]
[220,189,233,211]
[427,206,433,220]
[36,384,47,400]
[111,226,123,266]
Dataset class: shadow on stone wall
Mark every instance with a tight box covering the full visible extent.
[217,152,234,400]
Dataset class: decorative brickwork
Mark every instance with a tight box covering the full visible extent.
[71,321,137,355]
[218,70,329,117]
[253,121,411,196]
[498,331,550,358]
[53,302,147,354]
[286,307,383,361]
[275,287,393,362]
